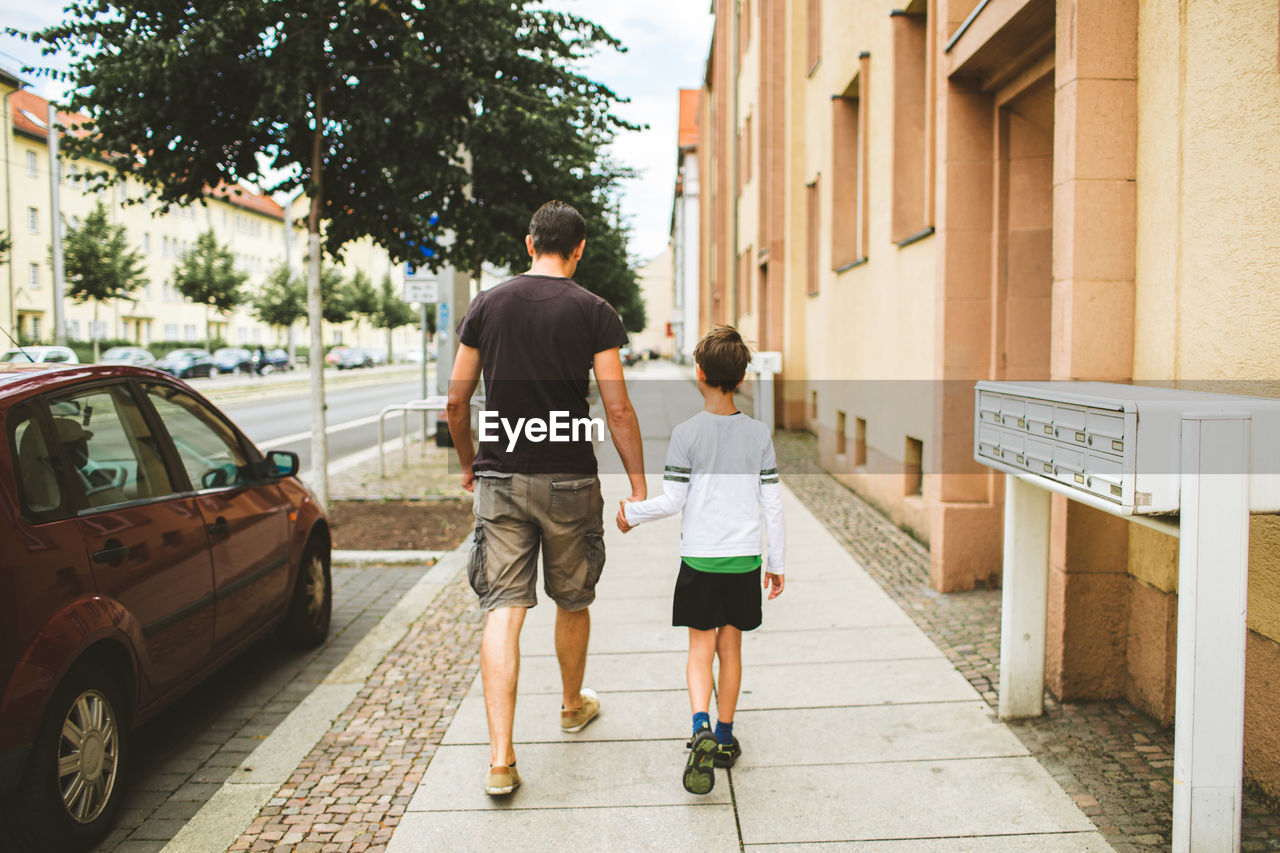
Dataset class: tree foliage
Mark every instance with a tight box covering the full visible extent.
[574,213,645,333]
[27,0,637,272]
[375,273,417,333]
[320,264,349,325]
[63,202,149,307]
[343,269,379,327]
[0,229,11,265]
[254,263,306,330]
[173,229,247,349]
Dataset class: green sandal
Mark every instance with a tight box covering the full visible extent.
[683,726,718,795]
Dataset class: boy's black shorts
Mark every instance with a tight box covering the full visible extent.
[672,561,762,631]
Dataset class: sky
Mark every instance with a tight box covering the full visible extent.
[0,0,714,263]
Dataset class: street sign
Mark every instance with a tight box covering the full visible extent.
[403,278,438,304]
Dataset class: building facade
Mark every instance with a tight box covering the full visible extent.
[670,89,702,363]
[693,0,1280,801]
[2,85,416,359]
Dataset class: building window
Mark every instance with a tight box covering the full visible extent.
[27,207,38,234]
[805,178,820,295]
[66,320,81,340]
[855,418,867,466]
[904,436,923,496]
[92,320,108,339]
[28,263,39,290]
[736,247,753,317]
[183,324,197,342]
[806,0,822,74]
[25,150,37,177]
[30,316,41,341]
[238,327,249,344]
[832,59,870,270]
[164,323,179,341]
[143,233,151,254]
[890,7,932,242]
[836,410,847,456]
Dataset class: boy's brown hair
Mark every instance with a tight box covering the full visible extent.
[694,325,753,392]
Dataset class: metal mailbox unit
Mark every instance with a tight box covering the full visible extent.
[973,380,1280,853]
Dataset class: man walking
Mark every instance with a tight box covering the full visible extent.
[446,200,647,796]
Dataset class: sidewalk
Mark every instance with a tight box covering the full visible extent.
[385,371,1112,851]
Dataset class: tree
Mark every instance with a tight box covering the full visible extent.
[319,264,349,326]
[173,229,246,351]
[254,262,306,340]
[343,269,379,329]
[574,213,646,333]
[29,0,633,506]
[63,202,148,361]
[374,273,417,361]
[0,229,11,265]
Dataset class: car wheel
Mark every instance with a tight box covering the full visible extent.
[260,365,274,376]
[278,536,332,648]
[0,660,129,853]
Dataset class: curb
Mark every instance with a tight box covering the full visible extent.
[161,541,471,853]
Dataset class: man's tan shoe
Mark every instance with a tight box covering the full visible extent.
[560,688,601,733]
[484,764,521,796]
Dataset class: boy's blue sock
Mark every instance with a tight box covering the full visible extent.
[692,712,711,734]
[714,720,734,744]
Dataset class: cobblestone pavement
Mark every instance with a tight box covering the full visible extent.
[774,430,1280,853]
[93,565,429,853]
[230,572,485,852]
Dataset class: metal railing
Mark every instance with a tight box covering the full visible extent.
[376,395,484,476]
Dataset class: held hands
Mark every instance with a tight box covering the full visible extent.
[615,496,641,533]
[764,572,785,600]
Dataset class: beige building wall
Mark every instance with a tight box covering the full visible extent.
[799,0,938,541]
[631,249,675,357]
[1130,0,1280,798]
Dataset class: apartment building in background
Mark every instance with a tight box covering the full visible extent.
[1,84,417,358]
[669,89,701,363]
[692,0,1280,802]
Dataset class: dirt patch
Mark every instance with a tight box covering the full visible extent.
[329,499,474,551]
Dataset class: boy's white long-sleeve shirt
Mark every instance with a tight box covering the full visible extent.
[623,411,785,574]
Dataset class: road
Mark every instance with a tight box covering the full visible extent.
[217,374,436,471]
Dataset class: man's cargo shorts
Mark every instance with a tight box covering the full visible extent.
[468,471,606,611]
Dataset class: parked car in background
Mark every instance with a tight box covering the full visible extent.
[1,346,79,365]
[364,347,387,366]
[324,346,349,367]
[334,347,374,370]
[620,345,643,367]
[0,362,331,852]
[253,348,292,374]
[212,347,257,376]
[152,349,216,379]
[99,346,155,367]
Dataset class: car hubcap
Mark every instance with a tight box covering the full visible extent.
[305,555,326,618]
[58,690,119,824]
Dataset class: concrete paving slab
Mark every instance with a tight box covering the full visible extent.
[390,805,741,853]
[760,592,915,630]
[731,702,1027,767]
[407,741,732,812]
[521,621,687,655]
[733,757,1098,845]
[735,659,979,709]
[442,689,690,746]
[741,626,946,665]
[486,651,689,695]
[743,833,1113,851]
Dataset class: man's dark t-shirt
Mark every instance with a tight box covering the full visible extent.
[457,273,628,474]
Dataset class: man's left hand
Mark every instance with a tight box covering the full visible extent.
[461,466,475,493]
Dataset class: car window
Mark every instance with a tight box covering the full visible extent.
[9,403,71,521]
[45,351,69,363]
[143,384,251,491]
[48,384,177,509]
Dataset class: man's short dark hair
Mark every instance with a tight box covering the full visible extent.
[694,325,753,392]
[529,200,587,259]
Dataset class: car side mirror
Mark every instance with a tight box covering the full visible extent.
[265,450,299,478]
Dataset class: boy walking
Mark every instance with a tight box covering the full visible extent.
[616,326,785,794]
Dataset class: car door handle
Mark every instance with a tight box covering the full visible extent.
[208,517,232,538]
[93,539,131,564]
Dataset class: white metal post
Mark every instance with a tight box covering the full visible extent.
[1173,414,1250,853]
[998,474,1053,719]
[47,104,67,345]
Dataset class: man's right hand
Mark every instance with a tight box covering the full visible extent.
[461,465,475,493]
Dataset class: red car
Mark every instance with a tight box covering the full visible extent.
[0,363,331,852]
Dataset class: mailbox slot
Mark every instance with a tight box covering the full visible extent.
[978,423,1002,459]
[999,431,1025,466]
[1025,437,1054,476]
[999,396,1026,429]
[979,391,1003,426]
[1027,401,1055,437]
[1053,405,1087,445]
[1053,445,1086,487]
[1086,409,1125,455]
[1085,453,1124,503]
